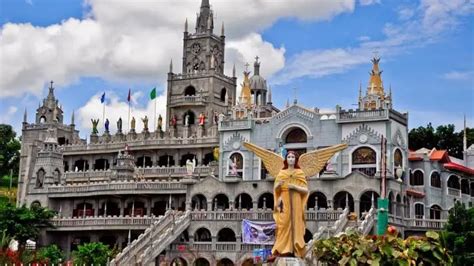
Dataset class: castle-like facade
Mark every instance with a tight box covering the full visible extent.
[17,1,474,265]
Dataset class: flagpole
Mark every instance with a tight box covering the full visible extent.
[154,97,157,131]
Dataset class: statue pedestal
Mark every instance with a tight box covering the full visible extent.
[197,126,204,138]
[183,126,190,138]
[274,257,306,266]
[102,132,111,143]
[142,129,150,139]
[90,134,98,144]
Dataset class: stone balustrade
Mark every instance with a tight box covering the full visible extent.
[169,242,272,252]
[447,187,461,197]
[337,109,388,123]
[31,180,187,197]
[190,208,344,222]
[50,216,155,230]
[408,218,447,229]
[219,119,253,131]
[61,136,218,153]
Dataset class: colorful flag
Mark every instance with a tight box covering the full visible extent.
[150,87,156,100]
[100,92,105,103]
[127,89,131,102]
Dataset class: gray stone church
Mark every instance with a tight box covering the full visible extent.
[17,0,474,265]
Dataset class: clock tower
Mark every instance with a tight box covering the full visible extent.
[166,0,236,137]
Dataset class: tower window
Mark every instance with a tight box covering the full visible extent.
[220,88,227,102]
[184,86,196,96]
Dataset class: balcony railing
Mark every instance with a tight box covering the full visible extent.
[169,242,273,252]
[337,109,388,123]
[50,216,156,229]
[31,180,187,197]
[219,119,253,131]
[190,208,343,221]
[169,95,207,106]
[447,187,461,197]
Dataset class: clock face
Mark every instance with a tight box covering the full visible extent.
[191,43,201,54]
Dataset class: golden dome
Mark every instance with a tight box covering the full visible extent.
[367,57,385,97]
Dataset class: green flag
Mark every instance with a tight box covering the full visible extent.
[150,87,156,100]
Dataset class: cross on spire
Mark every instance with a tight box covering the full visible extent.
[50,80,54,89]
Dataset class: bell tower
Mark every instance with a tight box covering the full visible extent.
[167,0,236,137]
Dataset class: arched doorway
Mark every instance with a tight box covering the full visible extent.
[304,229,312,243]
[430,205,442,220]
[217,228,236,242]
[307,191,328,210]
[194,258,210,266]
[194,228,211,242]
[184,86,196,96]
[213,194,229,210]
[180,153,196,166]
[171,257,188,266]
[284,128,307,144]
[158,155,175,167]
[359,191,379,216]
[258,193,274,209]
[191,194,207,210]
[99,201,120,216]
[183,110,196,125]
[235,193,253,210]
[333,191,354,212]
[217,258,234,266]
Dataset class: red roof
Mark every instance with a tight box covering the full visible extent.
[408,155,423,161]
[406,189,425,198]
[430,150,449,162]
[443,162,474,175]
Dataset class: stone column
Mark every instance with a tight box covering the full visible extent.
[252,200,258,210]
[207,200,213,211]
[354,200,360,217]
[95,199,100,217]
[147,198,152,216]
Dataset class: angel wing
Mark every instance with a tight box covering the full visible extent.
[299,143,348,178]
[243,142,284,178]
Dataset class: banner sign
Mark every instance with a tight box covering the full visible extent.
[242,219,276,244]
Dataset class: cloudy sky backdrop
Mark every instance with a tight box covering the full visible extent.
[0,0,473,137]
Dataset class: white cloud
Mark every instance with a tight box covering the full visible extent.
[359,0,381,6]
[7,106,18,115]
[271,0,473,85]
[0,106,19,124]
[77,90,167,134]
[25,0,33,6]
[442,70,473,81]
[357,35,371,41]
[0,0,355,98]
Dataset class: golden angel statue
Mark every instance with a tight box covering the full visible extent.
[243,142,347,258]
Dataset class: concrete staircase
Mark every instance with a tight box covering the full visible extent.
[109,210,191,266]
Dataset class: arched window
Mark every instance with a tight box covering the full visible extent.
[461,179,470,194]
[220,88,227,102]
[39,116,46,123]
[136,156,152,168]
[194,258,210,266]
[415,203,424,219]
[194,228,211,242]
[285,128,307,144]
[191,194,207,210]
[171,257,187,266]
[394,149,403,167]
[94,158,110,170]
[213,194,229,210]
[158,155,175,167]
[235,193,252,210]
[333,191,354,212]
[258,193,274,209]
[359,191,379,216]
[217,258,234,266]
[403,196,410,218]
[307,191,328,210]
[74,159,89,171]
[99,201,120,216]
[410,170,424,186]
[180,153,196,167]
[184,86,196,96]
[351,147,376,176]
[183,110,195,125]
[31,201,41,208]
[53,168,61,185]
[217,228,236,242]
[36,168,45,188]
[228,153,243,177]
[388,192,394,214]
[430,205,442,220]
[447,175,460,189]
[430,171,441,188]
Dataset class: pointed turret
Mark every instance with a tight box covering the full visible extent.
[221,22,225,36]
[232,63,236,78]
[359,57,392,110]
[71,110,75,126]
[23,108,27,124]
[196,0,213,34]
[169,59,173,73]
[267,86,272,104]
[184,18,188,33]
[367,57,384,96]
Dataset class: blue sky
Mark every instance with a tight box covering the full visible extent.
[0,0,473,137]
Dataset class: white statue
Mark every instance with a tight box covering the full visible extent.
[186,158,196,176]
[185,114,190,127]
[9,239,19,251]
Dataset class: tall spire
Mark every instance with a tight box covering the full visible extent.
[196,0,213,33]
[267,86,272,104]
[71,110,75,125]
[169,59,173,73]
[221,22,225,36]
[23,108,27,123]
[184,18,188,33]
[254,56,260,76]
[232,63,236,78]
[367,57,384,96]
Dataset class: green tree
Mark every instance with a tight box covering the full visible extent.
[441,202,474,265]
[409,123,473,159]
[37,244,65,265]
[72,242,113,266]
[0,124,21,178]
[0,202,55,245]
